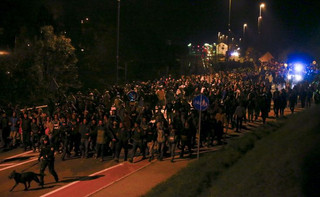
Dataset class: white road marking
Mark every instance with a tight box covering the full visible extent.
[0,163,15,167]
[0,158,38,172]
[4,150,33,160]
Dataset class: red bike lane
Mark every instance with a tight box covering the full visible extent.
[41,159,151,197]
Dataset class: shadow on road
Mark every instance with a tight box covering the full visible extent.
[1,156,33,163]
[60,175,105,183]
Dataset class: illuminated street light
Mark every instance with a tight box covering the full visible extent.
[258,3,265,35]
[258,16,262,34]
[243,23,247,37]
[0,50,10,55]
[260,3,265,17]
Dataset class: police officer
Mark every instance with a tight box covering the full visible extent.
[38,136,59,185]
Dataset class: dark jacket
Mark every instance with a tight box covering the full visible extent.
[79,123,90,139]
[21,118,31,132]
[39,144,55,161]
[113,127,130,142]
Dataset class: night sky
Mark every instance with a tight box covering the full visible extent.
[0,0,319,58]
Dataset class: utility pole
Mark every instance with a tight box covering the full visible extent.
[116,0,121,84]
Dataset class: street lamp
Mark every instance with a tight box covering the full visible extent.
[258,16,262,34]
[258,3,265,35]
[259,3,265,17]
[227,0,232,61]
[228,0,232,32]
[116,0,120,84]
[243,23,247,37]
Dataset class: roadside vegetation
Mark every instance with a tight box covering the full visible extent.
[145,105,320,197]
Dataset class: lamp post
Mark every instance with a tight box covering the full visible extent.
[258,3,265,35]
[116,0,121,84]
[259,3,265,17]
[228,0,233,60]
[228,0,232,32]
[258,16,262,34]
[243,23,247,38]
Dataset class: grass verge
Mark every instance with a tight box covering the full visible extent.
[145,105,320,197]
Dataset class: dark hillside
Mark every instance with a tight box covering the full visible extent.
[146,105,320,197]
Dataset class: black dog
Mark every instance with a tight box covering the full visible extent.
[9,170,43,191]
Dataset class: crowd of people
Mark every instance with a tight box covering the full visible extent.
[0,62,319,164]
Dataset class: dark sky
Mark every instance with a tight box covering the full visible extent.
[1,0,319,57]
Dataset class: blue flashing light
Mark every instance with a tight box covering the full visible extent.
[295,74,303,81]
[294,63,304,72]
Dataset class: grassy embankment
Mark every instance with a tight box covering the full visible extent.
[145,105,320,197]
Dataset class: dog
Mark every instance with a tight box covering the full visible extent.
[9,170,43,191]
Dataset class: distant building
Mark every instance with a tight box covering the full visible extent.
[259,52,274,63]
[216,43,228,56]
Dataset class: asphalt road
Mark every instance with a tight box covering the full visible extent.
[0,105,303,197]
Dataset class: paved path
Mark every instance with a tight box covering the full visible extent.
[41,158,151,197]
[0,150,38,172]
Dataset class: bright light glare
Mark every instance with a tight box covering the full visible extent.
[294,63,304,72]
[231,51,239,57]
[287,75,292,80]
[295,74,303,81]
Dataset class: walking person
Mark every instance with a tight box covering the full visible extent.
[9,112,18,148]
[21,113,31,151]
[154,121,166,161]
[0,112,9,148]
[279,89,287,117]
[114,121,130,162]
[30,118,41,152]
[61,117,72,161]
[273,88,281,118]
[146,123,156,162]
[94,119,110,162]
[168,124,178,162]
[180,121,193,158]
[79,118,90,158]
[234,102,245,133]
[288,88,297,114]
[51,114,61,151]
[129,122,146,163]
